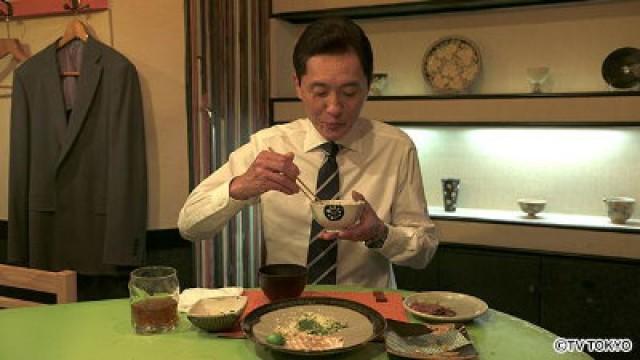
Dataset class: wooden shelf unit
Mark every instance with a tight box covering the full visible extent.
[271,92,640,125]
[271,0,597,22]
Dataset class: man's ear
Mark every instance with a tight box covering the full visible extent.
[293,73,303,100]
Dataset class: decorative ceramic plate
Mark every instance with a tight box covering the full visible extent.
[423,37,481,93]
[404,292,488,322]
[385,319,478,359]
[601,47,640,89]
[242,297,386,356]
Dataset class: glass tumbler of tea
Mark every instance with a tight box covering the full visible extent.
[129,266,180,334]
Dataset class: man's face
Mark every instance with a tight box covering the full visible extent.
[294,51,369,141]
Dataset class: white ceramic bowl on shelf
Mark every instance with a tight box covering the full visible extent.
[603,197,635,224]
[517,199,547,217]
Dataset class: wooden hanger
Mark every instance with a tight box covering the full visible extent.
[58,19,88,77]
[58,1,91,77]
[58,0,91,49]
[0,0,29,63]
[0,38,29,62]
[58,19,89,49]
[0,39,25,91]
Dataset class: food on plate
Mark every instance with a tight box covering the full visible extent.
[273,311,348,351]
[409,302,457,317]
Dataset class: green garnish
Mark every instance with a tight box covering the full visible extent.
[297,318,322,333]
[266,333,285,346]
[296,313,347,336]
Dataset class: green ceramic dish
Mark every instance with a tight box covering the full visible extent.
[187,296,247,332]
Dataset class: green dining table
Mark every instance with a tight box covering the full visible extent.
[0,286,592,360]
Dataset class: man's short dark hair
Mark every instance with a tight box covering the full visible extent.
[293,17,373,85]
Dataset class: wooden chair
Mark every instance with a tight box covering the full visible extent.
[0,264,77,308]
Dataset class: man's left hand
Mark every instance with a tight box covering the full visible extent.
[319,191,386,243]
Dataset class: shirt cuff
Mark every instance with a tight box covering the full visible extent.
[179,179,255,241]
[375,225,402,254]
[365,223,388,249]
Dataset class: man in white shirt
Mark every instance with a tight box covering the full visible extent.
[178,17,438,288]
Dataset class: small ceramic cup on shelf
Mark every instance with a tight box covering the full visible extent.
[517,199,547,217]
[603,197,635,224]
[368,73,388,96]
[526,66,550,93]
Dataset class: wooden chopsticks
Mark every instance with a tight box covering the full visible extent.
[296,177,318,202]
[268,147,318,202]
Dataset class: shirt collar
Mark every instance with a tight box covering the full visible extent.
[302,118,366,154]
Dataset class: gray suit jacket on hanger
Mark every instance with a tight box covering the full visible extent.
[8,36,147,274]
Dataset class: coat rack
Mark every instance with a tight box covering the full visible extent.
[0,0,107,19]
[0,0,12,19]
[64,0,91,13]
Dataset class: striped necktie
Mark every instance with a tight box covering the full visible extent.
[307,142,340,285]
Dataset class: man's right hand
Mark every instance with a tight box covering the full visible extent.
[229,150,300,200]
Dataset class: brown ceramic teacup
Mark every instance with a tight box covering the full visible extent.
[259,264,307,302]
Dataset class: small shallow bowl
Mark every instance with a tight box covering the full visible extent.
[404,291,488,323]
[187,296,247,332]
[310,199,365,231]
[259,264,307,302]
[517,199,547,217]
[603,197,636,224]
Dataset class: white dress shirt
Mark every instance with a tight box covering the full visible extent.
[178,117,439,288]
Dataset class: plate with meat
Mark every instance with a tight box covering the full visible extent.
[403,292,488,323]
[242,297,386,356]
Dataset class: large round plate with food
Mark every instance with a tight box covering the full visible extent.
[423,36,481,94]
[403,291,488,322]
[242,297,386,356]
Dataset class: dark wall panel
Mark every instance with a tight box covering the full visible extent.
[0,220,7,264]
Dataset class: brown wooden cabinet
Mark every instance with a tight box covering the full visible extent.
[540,256,640,341]
[394,251,439,292]
[437,246,541,324]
